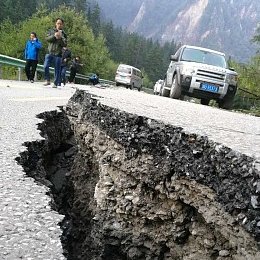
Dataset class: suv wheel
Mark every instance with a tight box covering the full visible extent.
[160,81,170,97]
[219,85,237,109]
[201,98,210,105]
[170,75,182,99]
[219,97,234,109]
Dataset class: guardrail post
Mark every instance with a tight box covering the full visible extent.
[18,68,22,81]
[34,71,37,82]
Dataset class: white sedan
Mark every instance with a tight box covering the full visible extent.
[153,79,164,95]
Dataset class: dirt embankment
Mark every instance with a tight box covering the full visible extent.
[18,89,260,260]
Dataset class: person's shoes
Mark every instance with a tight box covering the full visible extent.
[52,84,57,88]
[43,81,51,86]
[30,79,34,83]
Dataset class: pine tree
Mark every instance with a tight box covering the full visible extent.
[0,0,37,24]
[89,3,101,38]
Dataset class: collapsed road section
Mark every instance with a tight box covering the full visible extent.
[18,89,260,260]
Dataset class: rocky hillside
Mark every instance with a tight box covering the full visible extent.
[91,0,260,62]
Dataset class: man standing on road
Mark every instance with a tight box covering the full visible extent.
[24,32,42,83]
[43,18,67,88]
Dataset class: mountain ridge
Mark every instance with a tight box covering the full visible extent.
[91,0,260,62]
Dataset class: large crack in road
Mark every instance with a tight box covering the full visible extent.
[16,90,260,259]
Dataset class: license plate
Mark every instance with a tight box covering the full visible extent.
[200,83,219,92]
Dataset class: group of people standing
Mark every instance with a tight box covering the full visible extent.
[59,47,83,86]
[24,18,83,88]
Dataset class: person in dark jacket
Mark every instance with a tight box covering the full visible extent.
[43,18,67,88]
[59,46,71,86]
[24,32,42,83]
[68,56,83,83]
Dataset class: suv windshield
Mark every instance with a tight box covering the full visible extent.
[181,48,227,68]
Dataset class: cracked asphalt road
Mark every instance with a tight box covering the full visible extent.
[0,79,259,259]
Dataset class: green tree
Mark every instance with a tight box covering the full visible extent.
[144,41,164,82]
[141,69,153,89]
[72,0,88,14]
[233,59,260,97]
[102,23,125,64]
[229,27,260,100]
[122,33,142,67]
[36,0,72,11]
[252,25,260,44]
[88,3,101,38]
[0,0,37,24]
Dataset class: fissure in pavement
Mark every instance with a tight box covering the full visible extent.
[16,90,260,260]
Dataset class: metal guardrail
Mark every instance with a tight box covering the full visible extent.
[0,54,115,86]
[0,54,55,79]
[238,86,260,100]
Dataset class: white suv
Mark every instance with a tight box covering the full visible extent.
[160,45,238,109]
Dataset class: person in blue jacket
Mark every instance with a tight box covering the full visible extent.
[24,32,42,83]
[88,73,100,85]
